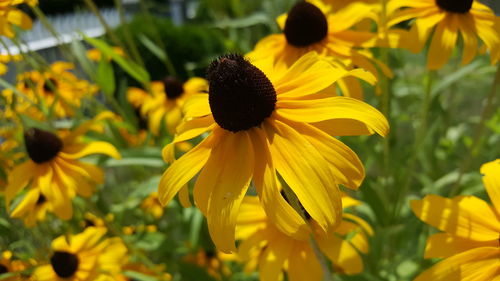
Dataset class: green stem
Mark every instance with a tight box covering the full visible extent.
[282,185,333,281]
[113,0,145,68]
[83,0,124,48]
[394,70,434,216]
[449,63,500,196]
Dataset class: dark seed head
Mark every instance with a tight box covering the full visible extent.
[207,54,277,133]
[83,219,95,228]
[43,78,58,94]
[50,251,79,278]
[36,194,47,205]
[24,128,63,164]
[0,264,8,274]
[284,1,328,47]
[435,0,472,13]
[163,76,184,100]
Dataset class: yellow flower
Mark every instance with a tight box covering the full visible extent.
[0,0,34,38]
[86,46,125,61]
[140,192,164,219]
[321,0,377,11]
[0,251,30,281]
[5,113,121,224]
[183,249,232,280]
[411,159,500,280]
[127,77,208,134]
[236,195,373,280]
[387,0,500,69]
[33,227,128,281]
[247,0,390,99]
[79,212,106,229]
[0,53,21,75]
[3,62,98,120]
[0,127,23,191]
[158,52,388,252]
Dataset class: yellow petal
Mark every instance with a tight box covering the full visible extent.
[425,233,498,259]
[7,10,32,29]
[259,233,293,281]
[183,94,211,119]
[317,232,364,275]
[427,15,459,70]
[481,159,500,215]
[329,2,375,32]
[158,132,218,206]
[10,188,40,218]
[61,141,121,160]
[274,52,348,99]
[411,195,500,241]
[264,119,339,232]
[206,131,254,253]
[62,111,116,144]
[249,127,310,240]
[178,185,192,208]
[291,121,365,190]
[408,11,446,53]
[276,96,389,137]
[71,227,107,252]
[414,247,500,281]
[5,161,35,208]
[458,14,478,65]
[288,243,322,281]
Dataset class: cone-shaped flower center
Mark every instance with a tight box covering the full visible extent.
[43,78,58,94]
[0,264,7,274]
[207,54,277,133]
[163,76,184,100]
[435,0,472,13]
[50,251,79,278]
[24,128,63,164]
[36,194,47,205]
[284,1,328,47]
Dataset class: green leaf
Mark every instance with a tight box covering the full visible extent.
[138,34,167,62]
[96,59,116,96]
[123,271,158,281]
[105,157,165,168]
[70,40,97,80]
[83,35,150,83]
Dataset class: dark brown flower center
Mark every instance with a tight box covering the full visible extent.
[36,194,47,205]
[84,219,95,228]
[50,251,79,278]
[284,1,328,47]
[207,54,276,133]
[435,0,472,13]
[0,264,8,274]
[24,128,63,164]
[163,76,184,100]
[43,78,58,94]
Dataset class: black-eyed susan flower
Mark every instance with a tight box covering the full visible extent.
[86,46,125,61]
[0,0,35,37]
[0,53,21,75]
[140,191,164,219]
[411,159,500,280]
[2,62,98,120]
[387,0,500,69]
[183,249,233,280]
[79,212,106,229]
[127,77,208,134]
[0,251,31,281]
[236,195,373,280]
[33,227,128,281]
[158,52,388,252]
[247,0,390,98]
[5,113,121,224]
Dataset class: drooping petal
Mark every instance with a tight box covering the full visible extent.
[458,14,478,65]
[249,127,310,240]
[178,185,192,208]
[414,247,500,281]
[411,195,500,241]
[264,119,339,232]
[5,161,36,207]
[10,188,40,218]
[62,111,115,145]
[424,233,498,259]
[206,131,254,252]
[259,232,293,281]
[427,15,459,70]
[480,159,500,216]
[288,243,323,281]
[158,131,219,206]
[61,141,121,160]
[276,96,389,137]
[289,121,365,190]
[317,232,364,275]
